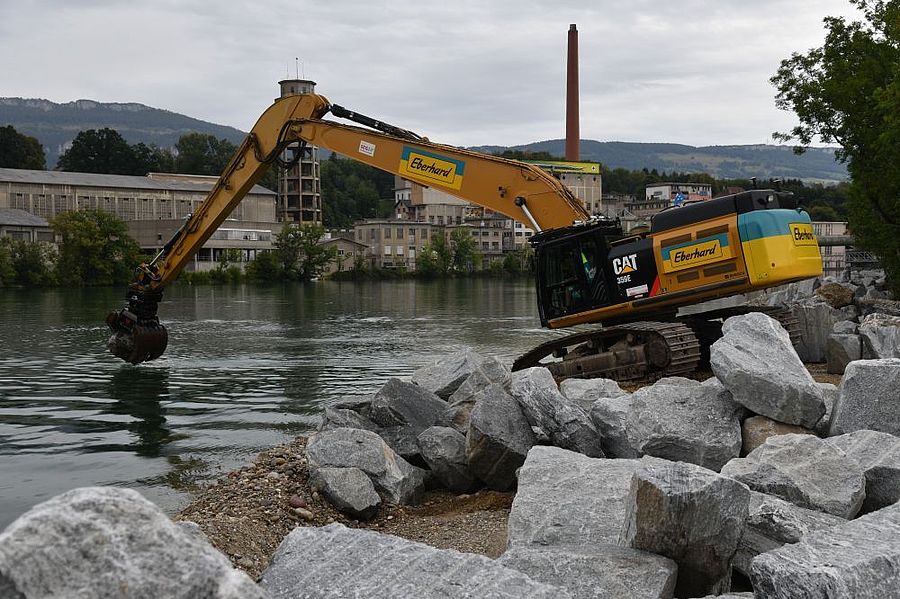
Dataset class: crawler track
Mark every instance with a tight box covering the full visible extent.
[512,321,701,385]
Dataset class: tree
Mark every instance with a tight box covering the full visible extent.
[416,232,452,275]
[58,128,138,174]
[0,239,17,286]
[272,223,336,281]
[771,0,900,293]
[245,250,280,281]
[51,208,142,286]
[450,228,480,272]
[0,125,46,169]
[175,133,237,176]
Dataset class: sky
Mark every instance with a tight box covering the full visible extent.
[1,0,859,148]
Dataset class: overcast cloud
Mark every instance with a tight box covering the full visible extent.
[1,0,858,147]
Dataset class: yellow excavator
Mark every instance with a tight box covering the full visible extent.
[106,92,823,383]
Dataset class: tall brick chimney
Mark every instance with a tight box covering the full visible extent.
[566,24,580,161]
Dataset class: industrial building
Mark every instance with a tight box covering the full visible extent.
[0,168,277,270]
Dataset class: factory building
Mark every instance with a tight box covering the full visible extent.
[0,168,277,270]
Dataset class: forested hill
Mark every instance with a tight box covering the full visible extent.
[474,140,846,183]
[2,97,847,182]
[0,98,246,167]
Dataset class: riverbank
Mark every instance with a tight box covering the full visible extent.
[177,363,841,580]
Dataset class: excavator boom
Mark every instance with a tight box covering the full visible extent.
[106,93,589,363]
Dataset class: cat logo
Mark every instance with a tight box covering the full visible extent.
[612,254,638,276]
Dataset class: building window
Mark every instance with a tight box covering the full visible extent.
[384,245,391,255]
[385,228,392,239]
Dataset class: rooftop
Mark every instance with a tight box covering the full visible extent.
[0,208,49,227]
[0,168,275,196]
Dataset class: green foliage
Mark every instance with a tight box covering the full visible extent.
[0,239,14,285]
[57,128,173,175]
[51,208,141,286]
[416,232,453,276]
[245,250,281,282]
[450,228,480,273]
[321,155,394,228]
[0,125,46,169]
[273,223,337,281]
[174,133,237,176]
[502,246,534,275]
[771,0,900,293]
[493,149,562,161]
[0,238,55,286]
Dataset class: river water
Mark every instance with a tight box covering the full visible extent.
[0,279,566,528]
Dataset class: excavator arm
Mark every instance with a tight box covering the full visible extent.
[106,93,590,364]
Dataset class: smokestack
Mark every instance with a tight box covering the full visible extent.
[566,23,580,161]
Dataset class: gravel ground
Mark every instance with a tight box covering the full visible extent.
[177,436,512,579]
[177,363,841,580]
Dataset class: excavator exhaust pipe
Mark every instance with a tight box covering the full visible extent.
[106,285,168,365]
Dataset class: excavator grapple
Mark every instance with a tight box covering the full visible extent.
[106,284,168,365]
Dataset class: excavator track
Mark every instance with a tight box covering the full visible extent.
[512,321,702,385]
[677,305,801,366]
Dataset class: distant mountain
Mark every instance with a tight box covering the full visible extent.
[0,98,247,167]
[474,140,847,183]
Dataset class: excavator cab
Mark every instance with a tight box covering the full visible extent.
[534,219,623,325]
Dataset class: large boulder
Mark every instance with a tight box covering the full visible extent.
[710,313,826,427]
[763,278,819,307]
[826,333,862,374]
[368,378,448,463]
[444,357,511,434]
[0,487,264,599]
[720,433,866,518]
[411,348,489,399]
[305,427,427,505]
[498,544,677,599]
[621,460,750,597]
[559,377,627,411]
[309,467,381,520]
[589,396,640,458]
[741,415,813,456]
[369,378,448,429]
[830,358,900,436]
[733,491,846,577]
[813,382,839,436]
[816,282,856,308]
[826,430,900,514]
[792,299,845,362]
[417,426,479,493]
[750,502,900,598]
[465,384,535,490]
[859,313,900,358]
[624,377,743,471]
[507,446,667,548]
[317,406,379,432]
[259,523,567,599]
[511,367,604,457]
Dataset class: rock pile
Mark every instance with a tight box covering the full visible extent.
[4,304,900,597]
[754,272,899,372]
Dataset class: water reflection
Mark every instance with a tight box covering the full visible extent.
[104,368,171,457]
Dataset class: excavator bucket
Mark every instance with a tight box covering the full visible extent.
[106,313,168,365]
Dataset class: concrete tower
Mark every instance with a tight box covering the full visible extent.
[276,79,322,225]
